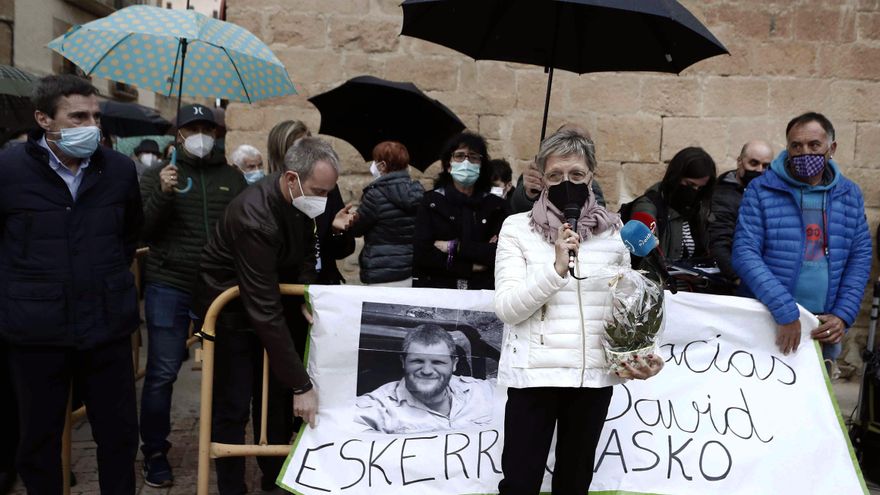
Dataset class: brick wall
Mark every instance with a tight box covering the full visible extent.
[226,0,880,374]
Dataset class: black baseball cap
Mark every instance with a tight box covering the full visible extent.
[176,103,217,129]
[134,139,160,155]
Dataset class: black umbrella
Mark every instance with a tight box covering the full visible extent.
[0,64,37,131]
[401,0,729,141]
[98,100,172,137]
[0,97,35,131]
[308,75,465,171]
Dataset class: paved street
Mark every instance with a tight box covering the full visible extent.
[7,343,266,495]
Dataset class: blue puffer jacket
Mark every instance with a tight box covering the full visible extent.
[732,151,872,326]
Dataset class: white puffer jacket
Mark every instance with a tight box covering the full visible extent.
[494,212,629,389]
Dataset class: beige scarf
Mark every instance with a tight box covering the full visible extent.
[528,187,621,244]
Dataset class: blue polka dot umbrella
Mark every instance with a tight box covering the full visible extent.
[48,5,296,110]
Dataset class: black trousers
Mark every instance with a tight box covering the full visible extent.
[498,386,613,495]
[212,328,294,494]
[7,337,138,495]
[0,341,17,473]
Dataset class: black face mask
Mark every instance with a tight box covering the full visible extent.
[740,170,762,188]
[547,180,590,213]
[669,184,701,214]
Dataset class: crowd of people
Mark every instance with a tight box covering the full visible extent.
[0,73,875,495]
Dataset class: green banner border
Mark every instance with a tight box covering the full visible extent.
[277,285,313,495]
[815,340,869,495]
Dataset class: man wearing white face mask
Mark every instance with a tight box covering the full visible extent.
[192,137,354,494]
[137,103,246,487]
[133,138,162,181]
[0,74,143,494]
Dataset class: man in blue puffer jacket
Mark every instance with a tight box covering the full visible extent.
[733,112,872,364]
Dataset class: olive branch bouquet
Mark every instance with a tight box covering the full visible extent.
[603,268,665,373]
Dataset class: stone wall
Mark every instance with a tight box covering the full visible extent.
[226,0,880,375]
[0,0,12,65]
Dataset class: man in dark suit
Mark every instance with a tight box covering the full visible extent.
[0,74,143,494]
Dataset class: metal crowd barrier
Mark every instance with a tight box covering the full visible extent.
[196,284,305,495]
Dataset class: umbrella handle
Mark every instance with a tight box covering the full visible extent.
[174,177,193,194]
[168,147,193,194]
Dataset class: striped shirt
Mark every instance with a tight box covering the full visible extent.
[681,221,696,259]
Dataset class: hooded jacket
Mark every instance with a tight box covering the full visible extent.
[732,152,871,326]
[139,145,246,293]
[350,170,424,284]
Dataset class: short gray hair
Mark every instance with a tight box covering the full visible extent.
[283,137,341,179]
[535,129,596,173]
[230,144,262,168]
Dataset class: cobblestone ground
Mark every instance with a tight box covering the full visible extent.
[7,343,269,495]
[7,344,880,494]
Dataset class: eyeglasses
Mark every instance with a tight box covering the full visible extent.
[543,169,591,186]
[451,151,483,164]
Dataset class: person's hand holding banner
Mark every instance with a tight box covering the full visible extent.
[776,319,801,355]
[301,303,313,324]
[618,353,664,380]
[294,387,319,428]
[812,314,845,344]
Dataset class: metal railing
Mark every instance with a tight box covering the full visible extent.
[196,284,305,495]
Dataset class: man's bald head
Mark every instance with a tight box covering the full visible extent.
[736,140,774,185]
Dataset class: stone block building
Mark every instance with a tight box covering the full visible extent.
[225,0,880,375]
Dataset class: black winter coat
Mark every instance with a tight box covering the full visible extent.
[413,186,508,290]
[350,170,424,284]
[0,132,143,348]
[140,146,246,294]
[707,170,744,281]
[192,174,318,390]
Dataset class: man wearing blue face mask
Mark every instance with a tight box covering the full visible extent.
[0,74,144,494]
[413,131,509,290]
[137,103,246,487]
[733,112,872,369]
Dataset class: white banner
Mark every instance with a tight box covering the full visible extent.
[278,286,866,495]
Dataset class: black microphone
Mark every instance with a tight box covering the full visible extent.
[620,220,676,294]
[564,204,586,279]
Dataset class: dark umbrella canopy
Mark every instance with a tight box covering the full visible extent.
[98,100,172,137]
[402,0,727,74]
[0,64,38,131]
[308,75,465,171]
[0,96,35,130]
[401,0,728,140]
[0,64,38,97]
